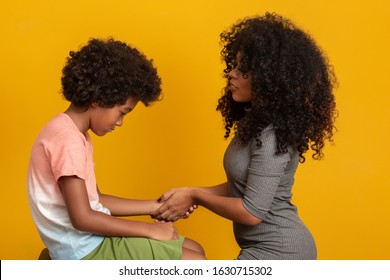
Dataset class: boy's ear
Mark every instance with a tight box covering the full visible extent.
[90,102,99,108]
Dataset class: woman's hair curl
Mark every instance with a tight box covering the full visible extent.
[217,12,337,162]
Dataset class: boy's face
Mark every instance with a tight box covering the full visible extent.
[89,96,139,136]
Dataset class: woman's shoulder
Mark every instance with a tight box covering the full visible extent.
[247,124,275,150]
[259,124,276,141]
[252,124,297,157]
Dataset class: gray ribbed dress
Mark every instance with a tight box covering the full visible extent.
[224,124,317,260]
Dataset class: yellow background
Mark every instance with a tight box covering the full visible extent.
[1,0,389,260]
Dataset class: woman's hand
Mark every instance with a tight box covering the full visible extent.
[152,188,196,221]
[181,204,198,219]
[153,204,198,222]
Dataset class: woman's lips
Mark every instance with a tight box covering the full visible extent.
[229,83,238,91]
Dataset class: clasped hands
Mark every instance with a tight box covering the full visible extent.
[151,187,197,222]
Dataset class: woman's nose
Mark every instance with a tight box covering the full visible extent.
[229,68,239,79]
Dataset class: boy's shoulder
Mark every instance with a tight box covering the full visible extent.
[37,113,87,144]
[45,113,73,129]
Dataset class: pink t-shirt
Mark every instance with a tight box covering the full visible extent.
[27,113,109,259]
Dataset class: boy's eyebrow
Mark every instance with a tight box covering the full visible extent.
[123,106,133,113]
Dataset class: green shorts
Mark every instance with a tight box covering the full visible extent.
[82,236,185,260]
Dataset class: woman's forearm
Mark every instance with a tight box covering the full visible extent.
[154,182,261,226]
[191,188,262,226]
[199,182,229,196]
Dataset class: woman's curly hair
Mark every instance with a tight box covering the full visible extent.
[61,38,162,108]
[217,12,338,162]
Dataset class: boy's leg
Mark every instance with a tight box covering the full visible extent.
[181,238,206,260]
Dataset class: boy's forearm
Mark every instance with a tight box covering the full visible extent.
[74,208,154,237]
[99,193,160,216]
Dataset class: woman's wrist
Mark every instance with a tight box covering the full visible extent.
[190,187,201,205]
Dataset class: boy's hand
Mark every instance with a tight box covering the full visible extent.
[148,222,178,240]
[152,204,198,222]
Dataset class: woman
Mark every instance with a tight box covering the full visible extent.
[153,12,337,259]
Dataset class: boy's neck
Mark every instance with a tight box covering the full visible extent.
[64,104,90,135]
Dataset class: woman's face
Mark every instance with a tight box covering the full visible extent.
[228,52,253,103]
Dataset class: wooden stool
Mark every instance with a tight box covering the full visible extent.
[38,248,51,260]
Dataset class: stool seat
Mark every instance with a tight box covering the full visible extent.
[38,248,51,260]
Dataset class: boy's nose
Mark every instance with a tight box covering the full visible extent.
[116,119,123,127]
